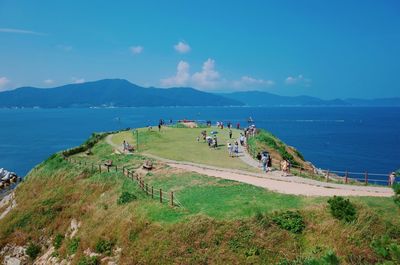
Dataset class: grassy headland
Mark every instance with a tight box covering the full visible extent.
[0,127,399,264]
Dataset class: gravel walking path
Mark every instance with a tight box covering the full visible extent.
[106,134,393,197]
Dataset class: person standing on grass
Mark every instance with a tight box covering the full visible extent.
[389,172,396,186]
[229,129,232,139]
[227,142,233,157]
[240,134,245,146]
[261,154,268,172]
[267,154,272,171]
[237,122,240,129]
[256,152,262,167]
[234,141,239,157]
[213,135,218,148]
[281,160,290,176]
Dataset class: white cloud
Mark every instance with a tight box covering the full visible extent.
[44,79,54,85]
[130,46,143,54]
[72,77,85,84]
[191,58,220,89]
[0,28,45,35]
[0,77,11,91]
[160,60,190,86]
[174,41,191,54]
[285,74,311,87]
[161,59,277,91]
[233,76,275,90]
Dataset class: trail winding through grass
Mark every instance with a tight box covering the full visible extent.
[106,134,393,197]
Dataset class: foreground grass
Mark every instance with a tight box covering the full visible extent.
[111,126,259,172]
[1,130,399,264]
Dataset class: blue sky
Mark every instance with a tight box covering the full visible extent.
[0,0,399,98]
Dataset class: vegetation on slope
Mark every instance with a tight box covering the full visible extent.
[0,130,399,264]
[246,129,307,168]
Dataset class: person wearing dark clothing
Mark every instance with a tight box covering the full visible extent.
[229,130,232,139]
[256,152,262,162]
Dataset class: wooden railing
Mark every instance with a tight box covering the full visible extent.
[64,157,182,207]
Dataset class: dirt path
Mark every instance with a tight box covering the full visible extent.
[105,134,393,197]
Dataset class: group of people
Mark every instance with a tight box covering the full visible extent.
[256,152,272,172]
[227,141,240,157]
[244,125,257,138]
[199,130,219,149]
[122,140,134,152]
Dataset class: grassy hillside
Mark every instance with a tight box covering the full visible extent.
[1,129,399,264]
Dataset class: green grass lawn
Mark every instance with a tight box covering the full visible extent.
[2,130,399,264]
[111,126,259,172]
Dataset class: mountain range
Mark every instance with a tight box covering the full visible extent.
[0,79,398,107]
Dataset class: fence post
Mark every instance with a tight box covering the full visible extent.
[115,165,118,172]
[326,170,330,182]
[345,170,348,184]
[365,171,368,185]
[99,165,101,173]
[160,189,162,203]
[151,186,154,198]
[170,192,174,207]
[145,183,148,195]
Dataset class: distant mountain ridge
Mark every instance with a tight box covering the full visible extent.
[222,91,400,107]
[0,79,242,108]
[0,79,398,108]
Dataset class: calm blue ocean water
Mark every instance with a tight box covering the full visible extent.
[0,107,399,183]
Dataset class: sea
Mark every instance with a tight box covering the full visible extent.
[0,107,399,184]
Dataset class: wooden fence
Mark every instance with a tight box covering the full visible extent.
[245,134,394,186]
[64,157,182,207]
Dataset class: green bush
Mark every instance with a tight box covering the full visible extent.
[26,242,41,260]
[371,235,400,263]
[78,256,100,265]
[117,191,137,205]
[95,239,114,255]
[272,211,305,234]
[53,233,64,249]
[392,183,400,195]
[321,250,340,265]
[68,237,80,254]
[327,196,357,223]
[393,183,400,208]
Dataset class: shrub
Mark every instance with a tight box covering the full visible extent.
[26,242,41,260]
[272,211,305,234]
[321,250,340,265]
[53,233,64,249]
[393,183,400,195]
[117,191,137,205]
[68,237,80,254]
[78,256,100,265]
[327,196,357,223]
[371,235,400,263]
[393,183,400,208]
[95,239,114,255]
